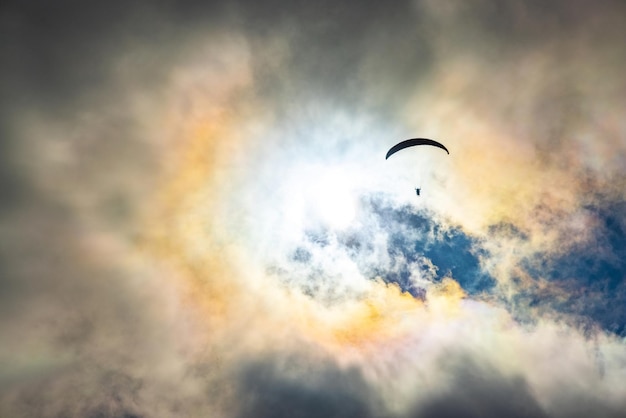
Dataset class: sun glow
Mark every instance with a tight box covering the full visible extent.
[310,167,358,229]
[267,161,365,241]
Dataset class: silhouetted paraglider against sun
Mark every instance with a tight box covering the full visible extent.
[386,138,449,196]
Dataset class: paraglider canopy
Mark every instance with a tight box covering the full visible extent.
[385,138,449,160]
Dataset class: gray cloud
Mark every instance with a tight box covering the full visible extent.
[410,361,548,418]
[235,354,382,418]
[408,354,626,418]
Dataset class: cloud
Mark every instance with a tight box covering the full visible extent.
[234,354,382,418]
[409,359,548,418]
[2,0,626,417]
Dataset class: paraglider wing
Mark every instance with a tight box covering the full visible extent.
[385,138,449,160]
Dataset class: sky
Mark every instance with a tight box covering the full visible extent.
[1,1,626,417]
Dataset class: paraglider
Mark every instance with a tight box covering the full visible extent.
[385,138,449,196]
[385,138,449,160]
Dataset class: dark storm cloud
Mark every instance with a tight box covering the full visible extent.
[0,0,234,107]
[241,0,433,113]
[237,354,536,418]
[234,350,626,418]
[238,0,626,115]
[409,360,548,418]
[4,0,624,131]
[235,354,382,418]
[3,0,625,105]
[408,355,626,418]
[0,1,184,212]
